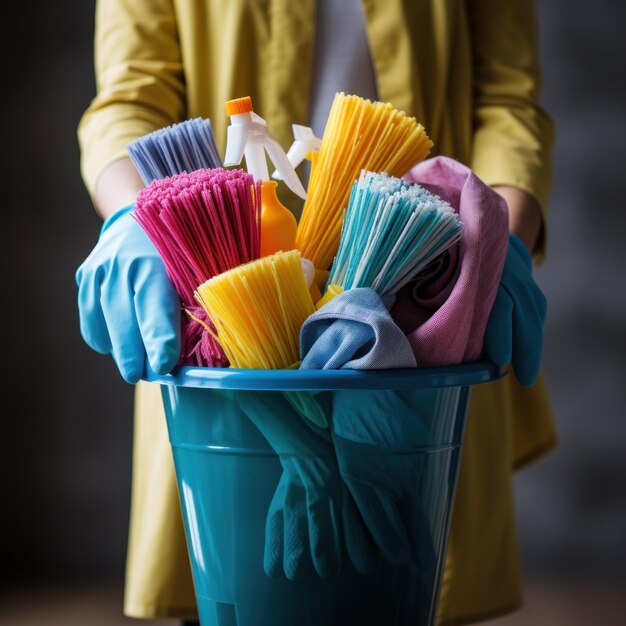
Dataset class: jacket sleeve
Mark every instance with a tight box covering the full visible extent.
[77,0,186,198]
[467,0,554,261]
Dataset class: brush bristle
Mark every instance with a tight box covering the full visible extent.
[127,117,223,184]
[133,167,262,366]
[295,92,434,270]
[327,170,462,296]
[195,250,316,369]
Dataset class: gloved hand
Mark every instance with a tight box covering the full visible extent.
[75,204,181,383]
[483,233,548,386]
[239,391,377,580]
[331,389,437,580]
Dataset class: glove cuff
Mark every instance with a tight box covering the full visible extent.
[509,232,533,269]
[99,203,135,237]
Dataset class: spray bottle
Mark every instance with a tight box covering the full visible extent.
[224,97,306,259]
[272,124,322,180]
[268,123,324,302]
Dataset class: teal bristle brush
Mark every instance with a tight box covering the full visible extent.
[127,117,223,183]
[327,171,462,296]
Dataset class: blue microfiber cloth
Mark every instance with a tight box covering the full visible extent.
[300,288,416,370]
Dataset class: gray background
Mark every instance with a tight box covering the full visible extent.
[1,0,624,596]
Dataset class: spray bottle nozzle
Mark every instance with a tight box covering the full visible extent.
[223,96,307,200]
[225,96,254,116]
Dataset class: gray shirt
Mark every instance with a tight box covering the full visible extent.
[301,0,379,190]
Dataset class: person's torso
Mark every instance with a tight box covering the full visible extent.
[171,0,474,208]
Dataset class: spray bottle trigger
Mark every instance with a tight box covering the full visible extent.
[265,137,307,200]
[272,125,321,180]
[250,111,267,126]
[223,124,247,166]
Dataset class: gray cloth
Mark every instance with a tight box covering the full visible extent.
[299,288,417,370]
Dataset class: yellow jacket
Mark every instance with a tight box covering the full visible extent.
[78,1,557,624]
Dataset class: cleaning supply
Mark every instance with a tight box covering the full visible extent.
[259,179,298,257]
[483,233,547,386]
[391,155,509,366]
[224,96,307,199]
[127,117,223,184]
[147,364,503,626]
[331,388,437,582]
[75,203,181,384]
[237,391,377,581]
[300,257,316,290]
[194,250,316,369]
[272,124,322,180]
[133,167,262,366]
[224,96,305,257]
[327,170,462,296]
[295,92,434,270]
[314,283,344,310]
[300,288,416,370]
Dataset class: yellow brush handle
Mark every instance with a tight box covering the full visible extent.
[315,284,344,310]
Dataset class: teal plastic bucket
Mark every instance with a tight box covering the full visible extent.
[145,361,503,626]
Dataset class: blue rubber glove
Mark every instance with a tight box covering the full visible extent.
[75,204,181,383]
[331,389,437,580]
[239,391,377,580]
[483,233,548,386]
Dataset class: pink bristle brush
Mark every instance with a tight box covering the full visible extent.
[134,167,262,366]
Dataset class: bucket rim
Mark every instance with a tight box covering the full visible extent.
[143,359,505,391]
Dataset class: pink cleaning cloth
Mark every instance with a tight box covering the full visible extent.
[391,156,509,365]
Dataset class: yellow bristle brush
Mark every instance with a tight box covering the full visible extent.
[194,250,316,370]
[295,92,433,271]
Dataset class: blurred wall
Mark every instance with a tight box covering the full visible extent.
[516,2,626,578]
[1,0,625,584]
[2,1,135,580]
